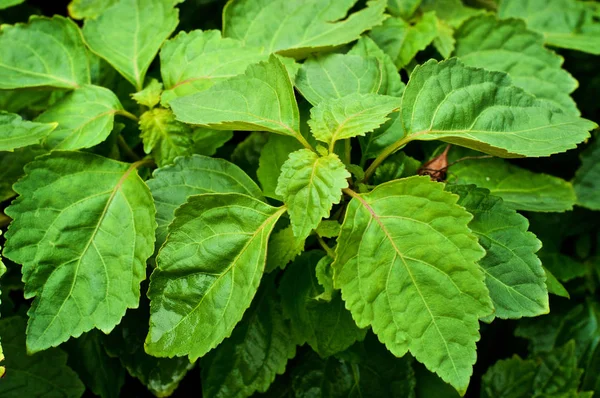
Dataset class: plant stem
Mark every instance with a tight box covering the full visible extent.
[316,235,336,258]
[117,135,141,161]
[363,136,412,183]
[131,157,156,170]
[117,109,139,122]
[344,139,351,164]
[342,187,361,201]
[295,132,315,152]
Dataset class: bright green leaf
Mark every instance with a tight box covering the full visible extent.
[315,255,334,302]
[266,225,306,273]
[421,0,483,27]
[147,155,264,249]
[369,12,438,69]
[543,267,570,299]
[68,0,119,19]
[160,29,267,104]
[276,149,350,239]
[0,0,25,9]
[146,194,286,360]
[257,134,303,200]
[139,108,194,167]
[0,317,85,398]
[449,157,576,212]
[223,0,387,58]
[401,59,596,157]
[315,220,342,239]
[0,112,57,151]
[201,276,296,398]
[308,93,402,149]
[3,152,156,353]
[82,0,180,90]
[132,78,163,109]
[454,15,579,114]
[0,16,91,89]
[35,85,124,150]
[573,137,600,210]
[447,185,549,320]
[0,146,46,202]
[334,176,492,394]
[386,0,421,19]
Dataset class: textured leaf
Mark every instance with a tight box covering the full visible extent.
[308,94,402,150]
[139,108,193,167]
[0,317,85,398]
[265,225,305,273]
[257,134,303,200]
[421,0,483,27]
[373,151,421,184]
[223,0,387,58]
[147,155,264,249]
[64,330,125,398]
[0,112,57,151]
[68,0,119,19]
[0,146,47,202]
[160,29,267,103]
[132,78,163,108]
[82,0,180,90]
[573,137,600,210]
[449,157,576,212]
[447,185,548,320]
[0,16,91,89]
[499,0,600,55]
[201,277,296,398]
[280,251,366,357]
[171,56,303,141]
[315,220,342,239]
[369,12,438,69]
[146,194,286,360]
[334,176,492,393]
[191,128,233,157]
[481,356,537,398]
[401,59,596,157]
[290,351,354,397]
[386,0,421,19]
[3,152,156,352]
[35,85,124,150]
[276,149,350,239]
[454,15,579,114]
[314,255,334,302]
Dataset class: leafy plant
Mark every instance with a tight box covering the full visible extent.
[0,0,599,397]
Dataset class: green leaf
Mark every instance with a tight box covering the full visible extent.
[449,157,576,212]
[0,146,47,202]
[192,128,233,157]
[308,94,402,150]
[421,0,483,27]
[171,56,303,142]
[160,29,267,104]
[68,0,119,19]
[231,132,269,181]
[543,267,570,299]
[386,0,421,19]
[257,134,303,200]
[266,225,306,273]
[146,193,286,360]
[104,297,195,397]
[223,0,387,58]
[573,137,600,210]
[446,185,548,320]
[0,0,25,9]
[290,350,354,397]
[201,276,296,398]
[35,85,124,150]
[82,0,180,90]
[280,251,366,357]
[63,330,125,398]
[481,355,537,398]
[334,176,492,394]
[315,255,334,302]
[538,252,587,283]
[139,108,194,167]
[498,0,600,55]
[373,151,421,185]
[369,12,438,69]
[315,220,342,239]
[0,112,57,151]
[3,152,156,353]
[0,16,91,89]
[132,78,163,109]
[401,59,596,157]
[0,317,85,398]
[147,155,264,249]
[276,149,350,239]
[453,15,579,114]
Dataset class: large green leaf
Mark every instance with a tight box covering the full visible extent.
[82,0,180,90]
[223,0,387,58]
[3,152,156,352]
[449,157,576,212]
[147,155,264,249]
[35,85,124,150]
[401,59,596,157]
[68,0,119,19]
[454,15,579,115]
[276,149,350,239]
[573,137,600,210]
[0,317,85,398]
[334,176,492,393]
[0,16,91,89]
[170,56,305,144]
[280,251,366,357]
[447,185,548,320]
[201,276,296,398]
[257,134,303,199]
[369,12,438,69]
[498,0,600,55]
[308,93,402,150]
[160,29,267,104]
[146,193,286,360]
[0,112,57,151]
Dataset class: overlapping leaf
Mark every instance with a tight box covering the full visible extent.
[3,152,156,352]
[573,137,600,210]
[265,225,306,273]
[0,112,57,151]
[68,0,119,19]
[257,134,303,200]
[334,176,492,393]
[146,194,285,360]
